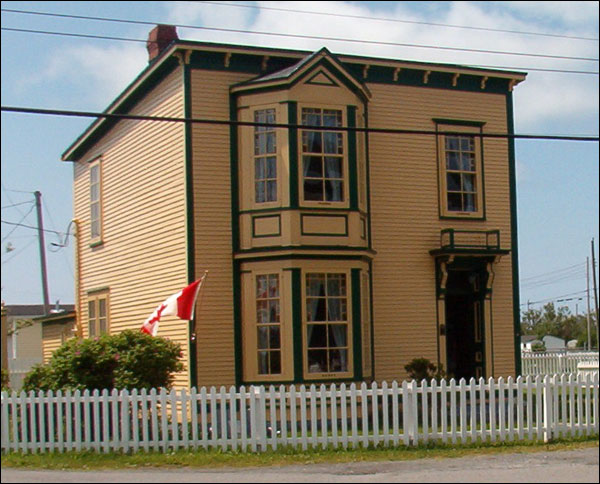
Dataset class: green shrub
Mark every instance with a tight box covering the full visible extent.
[531,341,546,352]
[1,368,9,392]
[23,330,184,392]
[404,357,446,382]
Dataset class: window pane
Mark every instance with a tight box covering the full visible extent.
[329,349,348,372]
[99,317,107,334]
[461,153,475,171]
[447,173,461,191]
[91,220,100,239]
[327,275,343,296]
[303,156,323,178]
[268,275,279,297]
[268,300,280,323]
[266,132,276,154]
[463,193,476,212]
[306,298,327,321]
[329,324,347,347]
[323,132,342,154]
[325,180,343,201]
[447,193,462,211]
[308,324,327,348]
[255,158,266,179]
[257,300,269,323]
[302,110,321,127]
[98,298,106,318]
[304,180,323,201]
[270,351,281,374]
[446,151,460,170]
[266,181,277,202]
[328,298,348,321]
[266,157,277,178]
[308,350,327,373]
[445,137,459,151]
[90,165,99,184]
[462,174,476,192]
[91,203,100,221]
[269,326,280,349]
[258,326,269,349]
[90,184,99,202]
[323,110,342,127]
[256,276,268,298]
[306,274,326,296]
[255,182,266,203]
[258,351,269,374]
[303,131,322,153]
[324,157,342,178]
[461,137,474,151]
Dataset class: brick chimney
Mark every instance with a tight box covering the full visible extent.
[146,25,179,62]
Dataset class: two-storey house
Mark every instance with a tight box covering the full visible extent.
[62,25,526,389]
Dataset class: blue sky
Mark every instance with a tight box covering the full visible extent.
[1,1,598,318]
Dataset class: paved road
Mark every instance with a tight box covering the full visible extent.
[1,447,598,483]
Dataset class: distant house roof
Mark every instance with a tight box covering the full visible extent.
[4,304,75,318]
[521,335,539,344]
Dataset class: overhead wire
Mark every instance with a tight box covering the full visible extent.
[1,29,597,76]
[1,8,599,62]
[1,203,36,243]
[192,1,600,42]
[1,106,599,142]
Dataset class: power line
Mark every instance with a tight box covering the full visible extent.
[192,1,600,43]
[1,204,36,243]
[1,219,65,237]
[1,238,37,267]
[521,290,589,307]
[1,9,599,63]
[1,201,35,210]
[2,26,598,76]
[2,105,599,142]
[520,262,587,282]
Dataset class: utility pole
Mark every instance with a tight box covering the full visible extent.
[592,239,599,349]
[587,257,592,350]
[34,191,50,315]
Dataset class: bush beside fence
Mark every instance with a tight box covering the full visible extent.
[2,373,598,455]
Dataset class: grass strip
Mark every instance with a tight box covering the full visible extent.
[1,436,597,470]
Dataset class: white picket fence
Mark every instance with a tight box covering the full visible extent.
[521,352,599,376]
[2,374,598,455]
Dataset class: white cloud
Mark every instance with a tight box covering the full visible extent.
[30,1,598,134]
[31,43,147,109]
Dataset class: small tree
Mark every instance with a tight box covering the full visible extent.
[404,358,446,382]
[23,330,184,392]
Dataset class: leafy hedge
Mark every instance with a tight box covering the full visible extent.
[23,330,184,392]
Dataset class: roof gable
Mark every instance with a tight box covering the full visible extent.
[231,47,371,101]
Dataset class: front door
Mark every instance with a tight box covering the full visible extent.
[445,269,485,380]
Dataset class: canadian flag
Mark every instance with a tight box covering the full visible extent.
[141,273,207,336]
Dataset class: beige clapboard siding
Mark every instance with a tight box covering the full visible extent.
[367,83,515,381]
[73,68,191,388]
[190,70,255,388]
[42,323,74,364]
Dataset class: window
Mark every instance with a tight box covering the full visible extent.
[305,273,349,374]
[437,124,484,218]
[445,135,477,212]
[254,109,277,203]
[89,160,102,241]
[88,292,109,337]
[256,274,281,375]
[301,108,344,202]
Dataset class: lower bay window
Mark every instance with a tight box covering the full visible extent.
[242,264,369,383]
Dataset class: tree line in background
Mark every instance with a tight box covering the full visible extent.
[521,302,598,349]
